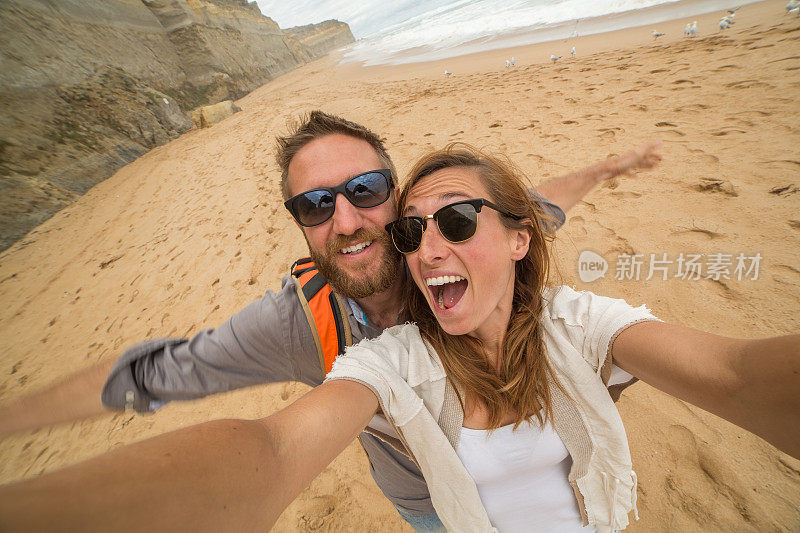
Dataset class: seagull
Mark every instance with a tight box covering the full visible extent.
[689,21,699,37]
[511,56,515,66]
[684,22,692,37]
[444,69,452,76]
[550,54,561,63]
[788,0,800,13]
[652,30,665,39]
[719,19,730,30]
[721,14,735,24]
[505,59,510,68]
[570,46,576,56]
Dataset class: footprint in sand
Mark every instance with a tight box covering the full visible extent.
[768,185,799,196]
[671,225,724,240]
[596,127,623,139]
[568,216,588,237]
[693,178,738,197]
[661,129,686,138]
[709,64,743,73]
[709,128,746,136]
[697,153,720,165]
[726,80,775,90]
[788,220,800,231]
[297,494,337,530]
[673,103,709,113]
[610,191,642,199]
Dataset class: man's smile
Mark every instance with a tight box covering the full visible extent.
[339,240,374,255]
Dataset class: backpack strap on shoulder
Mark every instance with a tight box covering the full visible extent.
[291,258,353,373]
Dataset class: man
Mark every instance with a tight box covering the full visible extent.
[0,111,662,529]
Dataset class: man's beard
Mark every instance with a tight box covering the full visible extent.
[308,227,401,299]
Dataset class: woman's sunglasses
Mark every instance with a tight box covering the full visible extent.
[385,198,521,254]
[284,169,393,227]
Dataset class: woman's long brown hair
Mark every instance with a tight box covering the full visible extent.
[398,143,558,430]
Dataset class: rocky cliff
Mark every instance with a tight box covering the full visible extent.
[0,0,354,252]
[286,19,357,59]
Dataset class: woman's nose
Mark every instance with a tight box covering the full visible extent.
[417,221,449,264]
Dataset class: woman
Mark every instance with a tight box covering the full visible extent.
[1,145,797,532]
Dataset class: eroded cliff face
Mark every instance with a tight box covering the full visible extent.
[0,0,354,251]
[286,20,356,60]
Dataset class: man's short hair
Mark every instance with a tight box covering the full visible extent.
[275,110,396,200]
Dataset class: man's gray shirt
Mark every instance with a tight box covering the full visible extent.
[102,198,566,515]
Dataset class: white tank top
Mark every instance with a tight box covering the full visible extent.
[456,366,632,532]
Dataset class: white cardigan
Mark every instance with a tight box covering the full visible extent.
[326,286,659,532]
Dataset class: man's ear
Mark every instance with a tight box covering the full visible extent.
[509,220,532,261]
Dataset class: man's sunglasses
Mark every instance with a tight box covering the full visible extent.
[385,198,522,254]
[284,169,393,227]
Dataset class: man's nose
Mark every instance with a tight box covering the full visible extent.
[330,193,363,236]
[417,221,449,264]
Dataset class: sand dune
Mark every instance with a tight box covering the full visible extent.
[0,0,798,531]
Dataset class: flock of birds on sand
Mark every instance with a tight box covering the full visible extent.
[444,5,795,76]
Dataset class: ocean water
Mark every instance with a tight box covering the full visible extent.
[258,0,760,66]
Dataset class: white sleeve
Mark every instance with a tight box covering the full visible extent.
[544,286,660,374]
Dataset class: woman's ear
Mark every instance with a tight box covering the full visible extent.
[509,219,532,261]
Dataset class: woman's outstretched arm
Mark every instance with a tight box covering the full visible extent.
[0,380,378,532]
[534,140,662,212]
[612,322,800,459]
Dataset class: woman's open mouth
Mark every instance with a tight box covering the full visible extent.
[426,275,468,311]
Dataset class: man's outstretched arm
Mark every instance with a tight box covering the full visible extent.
[535,140,663,213]
[0,287,316,440]
[0,360,115,439]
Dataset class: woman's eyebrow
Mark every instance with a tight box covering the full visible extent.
[403,192,470,215]
[440,192,470,201]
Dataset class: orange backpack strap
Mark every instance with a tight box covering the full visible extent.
[291,258,353,374]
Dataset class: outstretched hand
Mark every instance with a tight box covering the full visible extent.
[606,139,663,180]
[533,139,663,213]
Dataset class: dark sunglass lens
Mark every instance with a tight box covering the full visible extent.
[391,218,424,253]
[346,172,389,208]
[294,190,334,226]
[438,203,478,242]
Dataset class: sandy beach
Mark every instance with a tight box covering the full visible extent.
[0,0,798,530]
